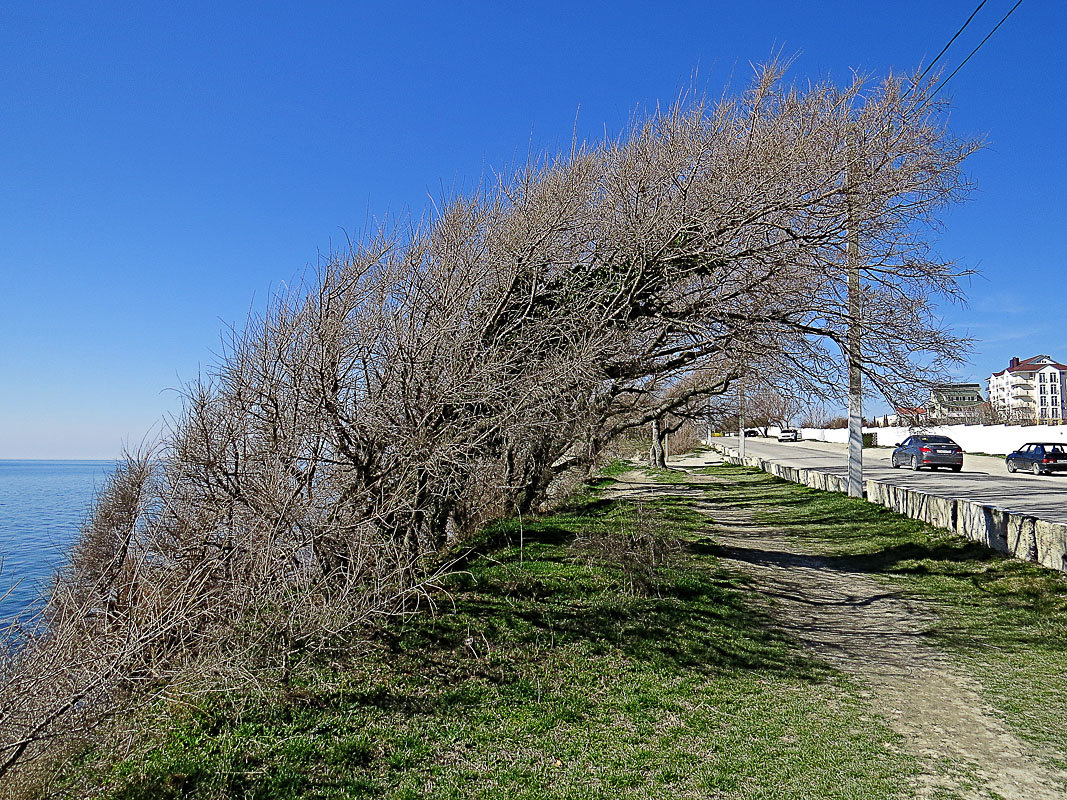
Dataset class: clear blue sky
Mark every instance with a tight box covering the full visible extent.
[1,1,1063,458]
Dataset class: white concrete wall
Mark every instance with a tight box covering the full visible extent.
[798,427,850,444]
[799,423,1067,454]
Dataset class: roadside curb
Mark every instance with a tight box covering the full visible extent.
[712,445,1067,574]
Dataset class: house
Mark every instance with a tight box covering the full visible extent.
[927,383,985,422]
[892,407,928,426]
[988,355,1067,423]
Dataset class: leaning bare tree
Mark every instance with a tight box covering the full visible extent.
[0,63,977,796]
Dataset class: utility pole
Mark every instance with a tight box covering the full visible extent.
[846,140,863,498]
[738,376,746,460]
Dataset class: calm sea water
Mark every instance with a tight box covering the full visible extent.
[0,460,116,621]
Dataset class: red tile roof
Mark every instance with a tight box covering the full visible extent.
[991,355,1067,377]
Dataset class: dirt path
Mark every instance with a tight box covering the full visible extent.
[610,459,1067,800]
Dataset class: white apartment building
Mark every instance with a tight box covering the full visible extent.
[988,355,1067,423]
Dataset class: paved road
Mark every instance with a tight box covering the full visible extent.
[716,436,1067,525]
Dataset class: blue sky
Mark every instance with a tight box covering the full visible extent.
[1,1,1063,458]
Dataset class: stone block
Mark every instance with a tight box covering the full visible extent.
[955,500,1010,554]
[826,473,847,494]
[1034,520,1067,573]
[871,482,906,514]
[808,471,830,491]
[1007,514,1039,562]
[907,490,956,531]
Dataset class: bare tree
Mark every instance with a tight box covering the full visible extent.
[742,388,804,435]
[0,63,978,793]
[798,403,833,429]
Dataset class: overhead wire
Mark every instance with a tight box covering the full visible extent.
[911,0,989,92]
[926,0,1025,103]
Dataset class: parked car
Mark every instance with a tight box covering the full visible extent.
[1006,442,1067,475]
[744,429,760,437]
[890,434,963,471]
[778,428,800,442]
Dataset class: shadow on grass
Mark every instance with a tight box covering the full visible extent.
[384,530,833,705]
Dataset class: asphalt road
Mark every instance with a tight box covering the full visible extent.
[715,436,1067,525]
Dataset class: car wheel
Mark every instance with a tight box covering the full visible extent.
[891,456,900,468]
[1006,460,1016,473]
[951,465,962,473]
[1032,462,1043,476]
[911,456,920,471]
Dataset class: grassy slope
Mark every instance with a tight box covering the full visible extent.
[702,465,1067,773]
[58,476,920,800]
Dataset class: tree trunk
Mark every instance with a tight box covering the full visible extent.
[649,420,666,468]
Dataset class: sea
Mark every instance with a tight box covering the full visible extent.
[0,460,116,622]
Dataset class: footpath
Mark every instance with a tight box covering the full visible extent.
[615,451,1067,800]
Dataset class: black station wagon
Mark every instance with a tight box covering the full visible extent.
[891,434,963,472]
[1006,442,1067,475]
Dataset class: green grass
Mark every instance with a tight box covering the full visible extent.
[585,458,638,490]
[699,464,1067,772]
[593,459,635,479]
[58,477,922,800]
[642,467,692,485]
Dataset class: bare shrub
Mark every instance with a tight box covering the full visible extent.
[668,421,705,456]
[575,503,683,595]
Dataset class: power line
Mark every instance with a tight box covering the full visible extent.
[913,0,989,90]
[929,0,1025,101]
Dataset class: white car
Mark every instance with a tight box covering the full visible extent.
[777,429,800,442]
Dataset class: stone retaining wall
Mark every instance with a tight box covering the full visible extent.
[715,446,1067,574]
